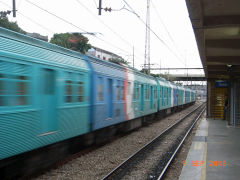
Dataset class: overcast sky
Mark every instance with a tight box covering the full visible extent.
[0,0,203,75]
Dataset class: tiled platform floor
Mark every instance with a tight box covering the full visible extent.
[179,117,240,180]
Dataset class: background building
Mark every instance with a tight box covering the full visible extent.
[87,46,122,61]
[26,32,48,42]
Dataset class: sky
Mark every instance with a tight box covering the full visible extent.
[0,0,204,76]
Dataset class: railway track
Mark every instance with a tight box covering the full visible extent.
[101,103,206,180]
[32,102,201,180]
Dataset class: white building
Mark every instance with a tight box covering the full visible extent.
[26,32,48,42]
[87,46,122,61]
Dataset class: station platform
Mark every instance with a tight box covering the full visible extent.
[179,116,240,180]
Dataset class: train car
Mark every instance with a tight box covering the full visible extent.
[0,27,91,160]
[190,89,196,102]
[129,68,158,118]
[86,55,125,130]
[157,77,171,111]
[86,56,158,131]
[170,82,178,107]
[177,85,185,105]
[185,87,191,104]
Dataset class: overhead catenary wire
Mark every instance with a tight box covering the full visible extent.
[75,0,131,49]
[24,0,134,56]
[0,1,54,33]
[151,0,186,62]
[17,0,23,10]
[25,0,87,33]
[122,0,186,66]
[75,0,145,61]
[92,0,98,8]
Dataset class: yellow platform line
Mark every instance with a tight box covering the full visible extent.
[201,119,208,180]
[201,143,207,180]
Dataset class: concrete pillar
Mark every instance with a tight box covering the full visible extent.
[207,80,211,117]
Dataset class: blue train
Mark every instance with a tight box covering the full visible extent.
[0,27,195,164]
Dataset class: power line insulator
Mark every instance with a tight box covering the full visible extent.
[104,7,112,12]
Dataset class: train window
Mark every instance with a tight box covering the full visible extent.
[134,83,139,100]
[145,85,149,100]
[65,80,72,103]
[77,74,84,102]
[0,74,3,106]
[154,87,157,99]
[133,83,137,100]
[97,84,103,101]
[116,81,120,101]
[159,88,162,99]
[44,70,55,95]
[17,76,28,105]
[121,83,124,100]
[78,82,84,102]
[0,62,31,107]
[116,85,120,100]
[136,86,139,99]
[97,77,103,101]
[127,82,131,95]
[145,85,147,99]
[64,72,85,103]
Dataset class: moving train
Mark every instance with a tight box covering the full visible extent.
[0,27,195,171]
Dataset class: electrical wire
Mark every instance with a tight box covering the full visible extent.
[17,0,23,10]
[25,0,88,33]
[24,0,135,56]
[122,0,185,66]
[0,1,54,33]
[76,0,132,47]
[92,0,98,9]
[151,0,185,61]
[75,0,144,60]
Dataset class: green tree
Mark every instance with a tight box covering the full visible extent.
[140,68,150,75]
[0,17,26,34]
[50,32,91,54]
[109,57,128,65]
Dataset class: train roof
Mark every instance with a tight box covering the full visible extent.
[88,55,157,84]
[0,27,89,71]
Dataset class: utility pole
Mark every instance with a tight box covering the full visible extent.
[133,46,135,68]
[98,0,102,15]
[144,0,150,74]
[12,0,16,17]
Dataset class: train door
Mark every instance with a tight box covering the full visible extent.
[107,79,113,118]
[141,84,144,111]
[150,86,153,109]
[41,68,57,133]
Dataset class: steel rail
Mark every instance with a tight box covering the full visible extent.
[157,106,206,180]
[101,103,205,180]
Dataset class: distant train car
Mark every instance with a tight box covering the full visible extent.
[177,85,185,106]
[190,89,196,102]
[157,78,171,111]
[185,88,191,104]
[171,82,178,107]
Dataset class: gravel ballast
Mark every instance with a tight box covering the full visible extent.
[34,102,202,180]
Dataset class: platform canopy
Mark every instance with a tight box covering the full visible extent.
[186,0,240,80]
